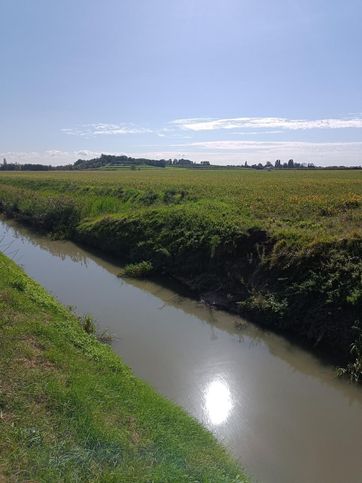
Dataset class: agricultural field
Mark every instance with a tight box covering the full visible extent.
[0,168,361,242]
[0,168,361,379]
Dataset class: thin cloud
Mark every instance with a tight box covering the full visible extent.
[229,130,284,135]
[62,123,152,137]
[172,116,362,131]
[188,140,362,151]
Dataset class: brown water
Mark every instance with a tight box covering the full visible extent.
[1,218,361,483]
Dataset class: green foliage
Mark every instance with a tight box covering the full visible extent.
[239,292,288,321]
[78,313,96,335]
[10,278,27,291]
[338,324,362,382]
[122,260,154,278]
[0,184,80,236]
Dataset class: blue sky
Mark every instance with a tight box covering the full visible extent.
[1,0,362,166]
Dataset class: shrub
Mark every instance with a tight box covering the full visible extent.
[121,261,153,278]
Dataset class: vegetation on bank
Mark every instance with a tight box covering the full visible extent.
[0,253,245,482]
[0,169,361,381]
[120,261,154,278]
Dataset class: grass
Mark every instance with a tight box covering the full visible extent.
[0,168,361,380]
[0,252,246,482]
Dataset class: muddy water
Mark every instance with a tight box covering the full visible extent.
[1,217,361,483]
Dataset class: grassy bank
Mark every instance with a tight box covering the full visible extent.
[0,252,245,482]
[0,169,361,380]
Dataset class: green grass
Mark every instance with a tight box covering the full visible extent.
[0,252,246,482]
[0,169,361,381]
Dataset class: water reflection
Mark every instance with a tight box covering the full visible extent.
[204,378,233,425]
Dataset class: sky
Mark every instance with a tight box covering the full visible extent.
[1,0,362,166]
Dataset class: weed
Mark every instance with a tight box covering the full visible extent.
[121,261,153,278]
[78,314,96,335]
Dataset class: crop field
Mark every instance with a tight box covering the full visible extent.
[0,168,361,380]
[0,168,361,243]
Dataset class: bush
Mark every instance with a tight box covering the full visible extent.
[121,261,153,278]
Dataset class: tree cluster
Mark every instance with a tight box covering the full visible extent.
[0,155,360,171]
[0,159,52,171]
[273,159,315,169]
[73,154,168,169]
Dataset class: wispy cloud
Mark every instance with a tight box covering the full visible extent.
[188,140,362,150]
[62,116,362,139]
[228,130,284,135]
[62,123,152,137]
[172,116,362,131]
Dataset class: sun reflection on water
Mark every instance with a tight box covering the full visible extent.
[204,378,233,425]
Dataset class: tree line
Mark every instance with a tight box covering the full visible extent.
[0,155,361,171]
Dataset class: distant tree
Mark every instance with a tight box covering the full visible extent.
[21,164,51,171]
[73,154,167,170]
[265,161,273,168]
[275,159,281,168]
[287,159,294,168]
